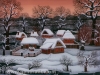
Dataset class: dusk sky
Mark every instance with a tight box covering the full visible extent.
[17,0,74,17]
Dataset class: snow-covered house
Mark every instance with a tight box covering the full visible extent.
[21,37,39,49]
[40,38,66,54]
[30,31,39,37]
[56,30,66,37]
[62,30,79,49]
[41,29,54,38]
[15,31,27,40]
[63,30,75,44]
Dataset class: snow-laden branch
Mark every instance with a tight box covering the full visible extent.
[95,24,100,28]
[75,16,85,30]
[77,0,91,8]
[81,13,92,18]
[89,0,95,3]
[92,36,100,42]
[80,31,90,42]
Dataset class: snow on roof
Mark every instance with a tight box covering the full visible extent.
[56,30,66,35]
[17,68,49,73]
[40,43,53,49]
[81,40,85,43]
[21,37,39,45]
[29,47,35,49]
[40,38,66,49]
[15,31,27,38]
[63,30,75,39]
[41,29,54,35]
[30,31,39,37]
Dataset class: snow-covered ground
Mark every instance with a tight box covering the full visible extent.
[1,49,100,74]
[85,45,100,50]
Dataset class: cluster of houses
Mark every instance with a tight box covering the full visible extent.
[13,29,79,57]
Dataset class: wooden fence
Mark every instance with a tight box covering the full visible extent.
[12,46,21,56]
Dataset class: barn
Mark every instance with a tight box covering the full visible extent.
[30,31,39,37]
[40,38,66,54]
[21,37,39,49]
[63,30,75,44]
[15,31,27,41]
[56,30,66,37]
[41,29,54,38]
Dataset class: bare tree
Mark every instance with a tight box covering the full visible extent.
[0,59,18,74]
[73,11,89,43]
[19,13,29,33]
[93,23,100,45]
[77,51,98,72]
[79,24,92,44]
[73,0,100,45]
[74,11,87,30]
[54,6,71,29]
[28,60,42,70]
[60,55,72,72]
[79,25,92,50]
[32,60,42,68]
[0,0,22,51]
[33,5,53,30]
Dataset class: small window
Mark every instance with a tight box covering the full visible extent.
[56,41,63,46]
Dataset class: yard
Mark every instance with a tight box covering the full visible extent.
[0,46,100,74]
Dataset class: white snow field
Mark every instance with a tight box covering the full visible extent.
[1,49,100,74]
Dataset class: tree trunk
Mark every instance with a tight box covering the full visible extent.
[84,65,87,72]
[59,25,63,30]
[5,29,10,50]
[23,26,25,33]
[78,28,80,42]
[84,60,88,72]
[3,50,5,56]
[42,21,45,30]
[1,67,2,73]
[29,68,31,70]
[90,19,96,45]
[42,25,44,30]
[67,65,69,71]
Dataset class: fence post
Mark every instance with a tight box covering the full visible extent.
[10,50,12,55]
[21,53,23,56]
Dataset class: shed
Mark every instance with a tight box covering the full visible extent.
[63,30,75,44]
[40,38,66,54]
[56,30,66,37]
[15,31,27,40]
[41,29,54,38]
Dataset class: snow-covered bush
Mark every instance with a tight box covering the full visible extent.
[28,60,42,70]
[32,60,42,68]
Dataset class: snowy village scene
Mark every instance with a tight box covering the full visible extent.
[0,0,100,75]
